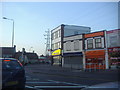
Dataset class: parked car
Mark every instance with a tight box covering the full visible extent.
[1,58,26,90]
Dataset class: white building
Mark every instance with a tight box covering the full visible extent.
[63,34,84,69]
[51,24,91,66]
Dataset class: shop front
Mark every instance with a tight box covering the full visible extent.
[108,47,120,69]
[51,49,62,66]
[85,50,106,69]
[63,52,83,69]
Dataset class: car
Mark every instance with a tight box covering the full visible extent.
[1,58,26,90]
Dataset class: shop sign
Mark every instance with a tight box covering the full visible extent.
[52,49,61,56]
[110,57,120,60]
[85,50,105,58]
[108,47,120,52]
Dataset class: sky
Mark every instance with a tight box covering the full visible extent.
[0,1,119,55]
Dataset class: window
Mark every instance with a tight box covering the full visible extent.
[51,33,54,40]
[2,60,22,70]
[66,41,71,51]
[74,40,79,50]
[95,38,102,48]
[87,39,93,49]
[58,29,61,37]
[74,31,79,35]
[54,31,57,39]
[110,36,117,47]
[53,33,55,40]
[52,44,54,50]
[59,29,61,37]
[58,42,61,48]
[55,43,58,49]
[59,42,61,48]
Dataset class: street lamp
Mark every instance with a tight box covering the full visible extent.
[3,17,14,47]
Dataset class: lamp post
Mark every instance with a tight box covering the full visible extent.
[3,17,14,47]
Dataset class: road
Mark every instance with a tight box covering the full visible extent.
[24,64,119,90]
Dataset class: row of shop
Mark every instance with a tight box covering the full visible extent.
[51,47,120,70]
[51,29,120,70]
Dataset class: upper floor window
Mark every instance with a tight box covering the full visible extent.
[109,36,117,47]
[52,44,55,50]
[66,41,71,51]
[95,38,102,48]
[74,40,79,50]
[87,39,93,49]
[51,33,54,40]
[55,31,58,39]
[52,29,61,40]
[58,29,61,37]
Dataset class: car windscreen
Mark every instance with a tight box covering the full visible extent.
[2,60,22,70]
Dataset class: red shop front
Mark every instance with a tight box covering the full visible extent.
[85,50,106,69]
[108,47,120,69]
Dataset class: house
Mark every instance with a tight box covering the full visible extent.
[15,48,38,64]
[63,34,84,69]
[0,45,16,58]
[26,52,38,63]
[84,30,108,70]
[15,49,28,65]
[106,29,120,69]
[51,24,91,66]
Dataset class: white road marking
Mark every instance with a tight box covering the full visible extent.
[48,79,87,86]
[25,85,34,88]
[34,86,86,88]
[26,82,59,84]
[26,78,88,89]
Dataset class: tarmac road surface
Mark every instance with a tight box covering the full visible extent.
[24,64,119,90]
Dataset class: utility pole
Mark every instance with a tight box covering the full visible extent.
[44,29,51,56]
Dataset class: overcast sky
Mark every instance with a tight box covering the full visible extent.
[1,2,118,55]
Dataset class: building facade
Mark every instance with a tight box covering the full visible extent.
[106,29,120,69]
[84,31,108,70]
[51,24,91,66]
[63,34,84,69]
[0,46,16,58]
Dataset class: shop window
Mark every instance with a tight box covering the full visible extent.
[87,39,93,49]
[95,38,102,48]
